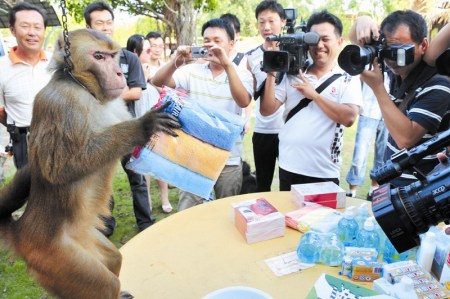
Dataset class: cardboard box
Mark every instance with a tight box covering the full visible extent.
[232,198,285,244]
[291,182,346,209]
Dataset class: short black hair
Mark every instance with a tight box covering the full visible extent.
[145,31,163,40]
[255,0,285,20]
[381,10,427,44]
[83,1,114,27]
[201,18,235,41]
[9,2,47,28]
[126,34,145,56]
[306,9,343,37]
[220,13,241,34]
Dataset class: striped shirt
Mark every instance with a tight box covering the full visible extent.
[385,72,450,181]
[173,62,254,165]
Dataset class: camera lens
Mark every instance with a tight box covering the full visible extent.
[338,44,377,75]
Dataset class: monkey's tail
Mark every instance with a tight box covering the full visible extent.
[0,164,31,249]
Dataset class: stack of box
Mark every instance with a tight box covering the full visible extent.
[291,182,346,209]
[232,198,285,244]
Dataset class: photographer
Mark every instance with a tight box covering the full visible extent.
[246,0,286,192]
[151,18,253,211]
[350,11,450,187]
[261,10,362,190]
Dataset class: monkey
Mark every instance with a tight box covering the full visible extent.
[0,29,180,298]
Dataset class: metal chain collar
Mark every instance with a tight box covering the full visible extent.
[59,0,73,74]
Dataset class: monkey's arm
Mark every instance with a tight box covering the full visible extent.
[31,101,179,185]
[0,164,30,218]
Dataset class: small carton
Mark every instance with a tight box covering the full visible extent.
[291,182,346,209]
[232,198,285,244]
[430,226,450,288]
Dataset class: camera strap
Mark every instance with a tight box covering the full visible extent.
[285,73,342,123]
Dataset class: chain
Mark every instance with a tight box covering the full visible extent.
[59,0,73,74]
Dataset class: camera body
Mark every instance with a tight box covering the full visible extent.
[338,35,415,75]
[191,46,208,58]
[262,8,320,75]
[371,129,450,253]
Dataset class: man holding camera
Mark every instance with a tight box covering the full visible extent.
[151,18,253,211]
[246,0,286,192]
[261,9,362,190]
[350,10,450,187]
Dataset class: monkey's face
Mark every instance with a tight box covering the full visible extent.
[88,49,126,100]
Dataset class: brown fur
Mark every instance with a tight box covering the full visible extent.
[0,29,179,298]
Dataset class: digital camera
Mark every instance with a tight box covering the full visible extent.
[338,35,415,75]
[191,46,208,58]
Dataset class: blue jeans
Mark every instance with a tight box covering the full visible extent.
[346,116,388,186]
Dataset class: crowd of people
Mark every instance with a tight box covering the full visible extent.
[1,0,450,236]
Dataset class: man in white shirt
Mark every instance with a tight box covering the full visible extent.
[261,10,362,190]
[0,2,52,169]
[152,18,253,210]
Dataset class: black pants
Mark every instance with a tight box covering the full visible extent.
[11,131,28,169]
[252,132,279,192]
[279,167,339,191]
[102,153,154,235]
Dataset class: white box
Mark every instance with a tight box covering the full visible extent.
[232,198,285,244]
[291,182,346,209]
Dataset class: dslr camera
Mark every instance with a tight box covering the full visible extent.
[371,129,450,253]
[191,46,208,58]
[262,8,320,76]
[338,34,415,75]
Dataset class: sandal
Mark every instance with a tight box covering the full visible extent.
[162,204,173,213]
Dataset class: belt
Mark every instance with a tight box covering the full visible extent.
[17,127,30,134]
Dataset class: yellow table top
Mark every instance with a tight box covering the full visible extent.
[119,191,372,299]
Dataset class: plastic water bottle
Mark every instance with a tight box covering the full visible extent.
[337,206,358,247]
[383,238,417,263]
[417,231,437,273]
[356,218,380,252]
[369,216,387,258]
[320,234,344,266]
[355,202,370,230]
[297,232,321,264]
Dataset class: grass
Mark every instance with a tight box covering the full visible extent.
[0,116,373,298]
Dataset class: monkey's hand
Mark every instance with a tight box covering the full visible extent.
[140,102,181,141]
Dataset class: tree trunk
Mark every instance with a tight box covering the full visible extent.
[174,0,196,45]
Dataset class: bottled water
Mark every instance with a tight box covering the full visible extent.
[355,202,370,230]
[320,234,344,266]
[383,238,417,263]
[337,206,358,247]
[356,218,380,252]
[297,232,321,263]
[297,232,345,266]
[369,216,387,258]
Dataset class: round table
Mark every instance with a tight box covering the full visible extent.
[119,191,372,298]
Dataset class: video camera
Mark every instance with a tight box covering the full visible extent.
[338,34,415,75]
[371,129,450,253]
[261,8,320,76]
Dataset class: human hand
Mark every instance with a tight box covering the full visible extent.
[202,42,231,67]
[353,15,380,45]
[290,70,318,100]
[360,58,384,91]
[172,45,196,67]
